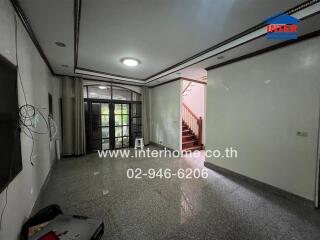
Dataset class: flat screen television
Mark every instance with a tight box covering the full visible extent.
[0,54,22,193]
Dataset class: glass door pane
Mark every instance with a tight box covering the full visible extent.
[91,102,101,151]
[113,103,130,149]
[85,101,111,152]
[131,103,142,146]
[100,103,110,150]
[85,101,132,151]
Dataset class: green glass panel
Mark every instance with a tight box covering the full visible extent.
[101,115,109,126]
[101,103,109,114]
[123,137,129,147]
[123,126,129,136]
[115,138,122,148]
[115,115,122,126]
[122,104,129,114]
[102,139,109,150]
[114,104,122,114]
[101,127,109,138]
[122,115,129,125]
[115,126,122,137]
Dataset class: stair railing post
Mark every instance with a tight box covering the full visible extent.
[198,117,202,146]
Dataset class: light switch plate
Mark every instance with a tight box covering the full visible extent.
[297,131,308,137]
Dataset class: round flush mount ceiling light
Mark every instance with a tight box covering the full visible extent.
[98,86,107,89]
[55,42,66,47]
[121,58,140,67]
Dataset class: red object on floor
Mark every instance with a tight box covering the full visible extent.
[38,231,59,240]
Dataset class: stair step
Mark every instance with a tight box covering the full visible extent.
[182,129,191,136]
[183,139,198,144]
[182,140,198,148]
[182,135,194,142]
[183,145,203,152]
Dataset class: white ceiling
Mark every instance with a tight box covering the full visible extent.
[17,0,320,85]
[146,13,320,87]
[77,0,302,79]
[19,0,74,75]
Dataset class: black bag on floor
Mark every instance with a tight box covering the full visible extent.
[20,204,63,240]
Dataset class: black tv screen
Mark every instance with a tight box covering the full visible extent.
[0,54,22,193]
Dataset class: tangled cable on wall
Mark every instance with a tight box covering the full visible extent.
[18,104,51,166]
[14,14,55,166]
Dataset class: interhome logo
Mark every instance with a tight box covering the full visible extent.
[265,13,300,40]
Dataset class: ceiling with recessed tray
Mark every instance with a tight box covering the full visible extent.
[16,0,320,86]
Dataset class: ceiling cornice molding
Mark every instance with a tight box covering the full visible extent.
[206,29,320,71]
[75,67,145,83]
[10,0,55,75]
[73,0,320,87]
[144,0,320,84]
[148,77,207,89]
[74,0,320,85]
[148,77,181,88]
[11,0,320,87]
[55,73,144,87]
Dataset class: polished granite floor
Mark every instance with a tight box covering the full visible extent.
[36,147,320,240]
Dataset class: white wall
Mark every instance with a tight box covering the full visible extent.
[206,36,320,201]
[183,82,206,145]
[0,0,62,239]
[149,80,181,150]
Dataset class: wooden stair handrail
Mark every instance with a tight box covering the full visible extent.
[182,103,202,146]
[182,103,199,120]
[182,81,192,94]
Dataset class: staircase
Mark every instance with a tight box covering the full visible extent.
[182,103,203,151]
[181,80,204,151]
[182,121,202,151]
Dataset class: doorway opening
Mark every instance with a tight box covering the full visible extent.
[181,74,207,152]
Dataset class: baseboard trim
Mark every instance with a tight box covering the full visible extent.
[62,154,85,158]
[204,161,316,209]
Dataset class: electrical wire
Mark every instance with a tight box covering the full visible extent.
[14,14,50,166]
[0,13,53,235]
[0,187,9,233]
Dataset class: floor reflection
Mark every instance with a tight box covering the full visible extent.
[35,147,320,240]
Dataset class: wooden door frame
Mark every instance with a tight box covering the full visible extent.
[84,98,139,152]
